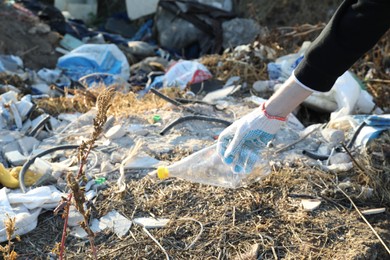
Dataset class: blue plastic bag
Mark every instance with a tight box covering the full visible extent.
[57,44,130,87]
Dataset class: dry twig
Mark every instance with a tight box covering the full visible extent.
[58,88,115,260]
[0,215,18,260]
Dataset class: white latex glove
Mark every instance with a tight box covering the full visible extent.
[217,103,285,174]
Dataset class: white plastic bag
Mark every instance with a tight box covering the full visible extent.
[299,71,381,120]
[163,60,212,89]
[0,186,64,242]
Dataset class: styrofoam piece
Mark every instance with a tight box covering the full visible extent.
[70,218,101,238]
[5,150,26,166]
[15,100,34,120]
[104,125,127,140]
[0,133,16,144]
[99,210,132,238]
[361,208,386,215]
[301,199,322,212]
[67,205,84,227]
[125,0,159,20]
[0,91,18,104]
[10,103,22,129]
[32,157,52,175]
[321,128,345,145]
[21,119,32,133]
[328,153,351,165]
[18,136,40,156]
[49,116,60,130]
[133,217,170,228]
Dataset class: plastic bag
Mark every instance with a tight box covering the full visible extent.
[267,41,311,81]
[164,60,212,88]
[57,44,130,86]
[300,71,382,120]
[148,60,212,90]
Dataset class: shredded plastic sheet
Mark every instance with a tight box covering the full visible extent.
[0,186,64,242]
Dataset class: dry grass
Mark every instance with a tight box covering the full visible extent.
[33,161,387,259]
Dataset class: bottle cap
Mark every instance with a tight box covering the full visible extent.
[157,166,169,179]
[153,115,161,123]
[95,177,106,185]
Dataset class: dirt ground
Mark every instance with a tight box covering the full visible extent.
[0,6,60,70]
[1,1,390,259]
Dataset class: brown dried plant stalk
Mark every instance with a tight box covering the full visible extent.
[58,88,115,260]
[0,215,18,260]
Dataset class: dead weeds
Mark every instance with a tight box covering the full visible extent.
[19,161,386,259]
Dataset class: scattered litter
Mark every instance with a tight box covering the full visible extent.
[361,208,386,216]
[300,199,322,212]
[155,143,271,189]
[67,205,84,227]
[0,2,388,258]
[99,210,132,238]
[150,60,212,90]
[104,125,127,140]
[0,186,64,242]
[57,44,130,86]
[133,217,170,228]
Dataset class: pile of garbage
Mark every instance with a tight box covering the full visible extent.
[0,0,389,248]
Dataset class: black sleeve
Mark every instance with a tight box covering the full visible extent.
[294,0,390,92]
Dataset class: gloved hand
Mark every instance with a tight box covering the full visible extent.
[217,103,286,174]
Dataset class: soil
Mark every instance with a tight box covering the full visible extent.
[0,6,60,70]
[1,1,390,260]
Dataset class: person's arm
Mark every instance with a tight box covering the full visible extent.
[218,0,390,174]
[294,0,390,92]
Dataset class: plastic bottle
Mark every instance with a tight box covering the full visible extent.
[156,144,272,189]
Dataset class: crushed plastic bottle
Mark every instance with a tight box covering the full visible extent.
[156,144,271,189]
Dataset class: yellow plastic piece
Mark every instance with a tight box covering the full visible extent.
[0,163,19,188]
[157,166,170,180]
[11,166,43,187]
[0,163,42,189]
